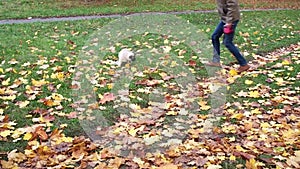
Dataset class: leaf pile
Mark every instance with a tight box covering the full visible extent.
[2,40,299,169]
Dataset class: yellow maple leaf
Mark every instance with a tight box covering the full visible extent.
[229,69,238,76]
[236,145,247,152]
[12,129,25,139]
[107,83,113,89]
[32,79,48,87]
[60,136,73,143]
[222,125,236,134]
[170,61,178,67]
[260,122,270,128]
[0,95,16,101]
[128,128,138,137]
[166,111,178,116]
[0,130,12,137]
[251,108,262,114]
[245,80,253,85]
[246,158,258,169]
[56,72,64,81]
[23,133,33,141]
[51,93,63,102]
[230,155,236,161]
[282,59,291,65]
[231,113,244,120]
[198,100,211,110]
[282,129,297,139]
[2,78,10,86]
[249,91,260,98]
[113,127,123,134]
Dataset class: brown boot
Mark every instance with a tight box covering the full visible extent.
[205,61,221,67]
[237,64,250,73]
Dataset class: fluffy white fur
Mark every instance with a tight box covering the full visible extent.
[115,48,135,67]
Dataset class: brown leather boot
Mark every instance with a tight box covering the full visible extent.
[205,61,221,67]
[237,64,250,73]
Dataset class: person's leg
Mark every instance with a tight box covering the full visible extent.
[211,21,225,63]
[223,20,248,66]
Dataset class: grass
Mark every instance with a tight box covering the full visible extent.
[0,0,299,19]
[0,9,300,168]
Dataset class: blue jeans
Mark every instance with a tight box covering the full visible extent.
[211,20,247,66]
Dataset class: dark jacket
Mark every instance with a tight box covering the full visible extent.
[216,0,241,23]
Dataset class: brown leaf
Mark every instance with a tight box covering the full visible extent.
[49,128,61,139]
[135,79,163,86]
[2,115,9,123]
[30,108,48,116]
[99,93,115,104]
[70,83,79,89]
[1,160,17,169]
[188,60,197,67]
[195,157,208,167]
[244,122,253,131]
[35,126,48,141]
[234,151,256,160]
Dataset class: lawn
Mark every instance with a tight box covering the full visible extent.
[0,5,300,169]
[0,0,299,19]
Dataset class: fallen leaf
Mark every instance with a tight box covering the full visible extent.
[23,133,33,141]
[35,126,48,141]
[245,158,258,169]
[158,164,179,169]
[245,80,253,85]
[189,60,197,67]
[99,93,115,104]
[229,69,238,76]
[207,164,222,169]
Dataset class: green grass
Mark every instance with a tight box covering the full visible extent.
[0,0,299,19]
[0,0,213,20]
[0,9,300,163]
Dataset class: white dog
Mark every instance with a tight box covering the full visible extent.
[114,48,135,67]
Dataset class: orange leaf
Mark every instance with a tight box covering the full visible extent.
[35,126,48,141]
[43,99,55,107]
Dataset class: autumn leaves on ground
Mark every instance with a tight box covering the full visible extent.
[1,2,300,169]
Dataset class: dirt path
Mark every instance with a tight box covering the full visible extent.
[0,8,291,25]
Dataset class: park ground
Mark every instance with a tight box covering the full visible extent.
[0,1,300,168]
